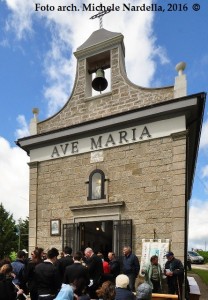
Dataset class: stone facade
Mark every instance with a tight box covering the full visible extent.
[28,132,186,260]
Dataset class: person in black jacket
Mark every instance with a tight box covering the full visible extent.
[57,246,73,282]
[122,246,140,292]
[35,248,61,300]
[64,252,90,297]
[108,252,120,282]
[164,251,184,300]
[24,249,42,300]
[0,263,23,300]
[84,247,104,299]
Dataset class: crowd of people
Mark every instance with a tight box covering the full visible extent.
[0,246,184,300]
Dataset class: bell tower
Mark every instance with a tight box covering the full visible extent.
[74,28,126,98]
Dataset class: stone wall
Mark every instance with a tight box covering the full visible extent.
[29,133,186,260]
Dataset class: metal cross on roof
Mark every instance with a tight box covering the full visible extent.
[90,10,111,29]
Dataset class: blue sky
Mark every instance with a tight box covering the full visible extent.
[0,0,207,250]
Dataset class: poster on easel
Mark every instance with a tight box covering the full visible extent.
[140,239,170,272]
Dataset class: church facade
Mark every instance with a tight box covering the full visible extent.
[17,29,205,267]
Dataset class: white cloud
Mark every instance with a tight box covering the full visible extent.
[42,33,75,116]
[202,165,208,178]
[188,198,208,250]
[15,115,30,139]
[154,45,170,65]
[0,136,29,221]
[4,0,35,39]
[0,38,10,47]
[200,165,208,194]
[199,119,208,149]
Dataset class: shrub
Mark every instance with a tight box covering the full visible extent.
[198,251,208,264]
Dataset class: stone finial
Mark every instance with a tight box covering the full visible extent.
[32,108,39,118]
[175,62,186,76]
[174,62,187,98]
[30,107,39,135]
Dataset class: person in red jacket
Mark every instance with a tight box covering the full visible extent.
[97,252,110,274]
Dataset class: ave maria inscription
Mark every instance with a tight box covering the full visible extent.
[29,116,185,163]
[51,126,151,158]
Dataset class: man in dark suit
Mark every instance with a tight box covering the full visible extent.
[57,246,73,282]
[64,252,90,297]
[84,247,104,299]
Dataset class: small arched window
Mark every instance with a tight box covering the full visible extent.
[88,169,106,200]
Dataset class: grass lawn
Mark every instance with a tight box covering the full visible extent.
[188,269,208,285]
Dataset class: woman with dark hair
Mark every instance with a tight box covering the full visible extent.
[0,263,23,300]
[96,280,116,300]
[25,249,42,300]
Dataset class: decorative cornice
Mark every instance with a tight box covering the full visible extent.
[17,96,198,150]
[74,35,124,60]
[70,201,124,211]
[171,130,188,141]
[27,161,39,168]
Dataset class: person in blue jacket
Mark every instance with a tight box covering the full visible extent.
[115,274,135,300]
[54,284,73,300]
[122,246,140,292]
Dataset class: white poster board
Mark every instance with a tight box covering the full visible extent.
[140,239,170,272]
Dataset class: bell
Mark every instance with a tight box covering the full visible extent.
[92,68,108,92]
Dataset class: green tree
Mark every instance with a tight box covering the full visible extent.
[18,217,29,251]
[0,203,18,259]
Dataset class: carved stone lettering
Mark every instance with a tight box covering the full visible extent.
[140,126,151,139]
[51,146,60,158]
[91,136,102,150]
[119,130,128,143]
[105,134,116,147]
[60,143,69,155]
[71,141,79,153]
